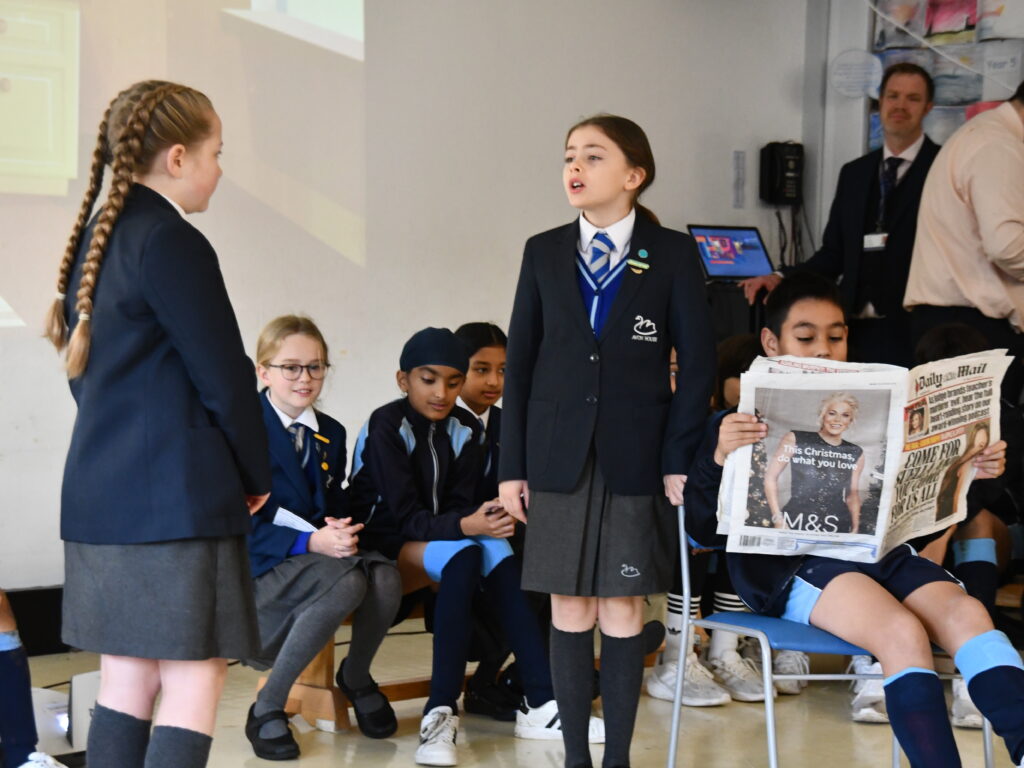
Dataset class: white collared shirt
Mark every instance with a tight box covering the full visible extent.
[154,189,186,218]
[457,397,490,430]
[578,208,636,269]
[906,102,1024,330]
[267,392,320,433]
[883,132,925,184]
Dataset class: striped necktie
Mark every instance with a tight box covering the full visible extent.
[287,423,310,469]
[588,231,615,282]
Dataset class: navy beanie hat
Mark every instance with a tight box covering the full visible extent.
[400,327,469,374]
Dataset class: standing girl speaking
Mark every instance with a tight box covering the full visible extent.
[499,115,715,768]
[45,81,271,768]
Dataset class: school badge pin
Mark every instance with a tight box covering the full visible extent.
[628,248,650,274]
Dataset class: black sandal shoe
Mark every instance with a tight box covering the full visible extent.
[245,703,300,760]
[336,657,398,739]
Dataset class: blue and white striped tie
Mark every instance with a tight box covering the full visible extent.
[588,231,615,282]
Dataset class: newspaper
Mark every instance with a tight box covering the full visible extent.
[718,351,1010,563]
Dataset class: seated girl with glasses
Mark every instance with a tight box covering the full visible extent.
[243,315,403,760]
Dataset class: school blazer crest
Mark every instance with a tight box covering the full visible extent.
[499,214,715,496]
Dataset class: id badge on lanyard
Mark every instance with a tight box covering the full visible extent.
[863,232,888,251]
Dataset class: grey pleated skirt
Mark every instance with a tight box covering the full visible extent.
[62,536,260,660]
[522,454,677,597]
[247,550,395,670]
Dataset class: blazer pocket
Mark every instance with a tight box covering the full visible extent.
[525,398,558,479]
[627,402,670,459]
[189,426,247,517]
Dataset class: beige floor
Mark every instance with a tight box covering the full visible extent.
[29,618,1013,768]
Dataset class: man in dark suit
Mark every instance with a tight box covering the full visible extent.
[742,63,938,366]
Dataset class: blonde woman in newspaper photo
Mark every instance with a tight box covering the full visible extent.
[764,392,866,534]
[935,421,991,523]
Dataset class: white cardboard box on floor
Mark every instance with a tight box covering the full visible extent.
[66,669,101,752]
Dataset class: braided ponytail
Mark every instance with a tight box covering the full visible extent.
[45,91,123,351]
[53,80,213,378]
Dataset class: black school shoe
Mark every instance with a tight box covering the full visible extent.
[336,657,398,738]
[464,676,521,721]
[245,703,300,760]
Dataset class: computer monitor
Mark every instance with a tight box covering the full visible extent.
[687,225,774,280]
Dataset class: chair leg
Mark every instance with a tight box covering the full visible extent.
[666,628,688,768]
[982,717,994,768]
[758,633,779,768]
[667,504,690,768]
[891,732,902,767]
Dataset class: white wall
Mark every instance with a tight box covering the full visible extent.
[1,0,810,589]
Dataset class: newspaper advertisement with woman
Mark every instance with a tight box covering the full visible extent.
[717,351,1010,563]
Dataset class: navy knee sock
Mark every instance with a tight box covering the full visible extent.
[968,666,1024,764]
[425,546,482,714]
[952,538,999,615]
[550,626,594,768]
[884,668,961,768]
[0,634,37,768]
[599,632,644,768]
[956,630,1024,765]
[482,557,554,707]
[86,703,152,768]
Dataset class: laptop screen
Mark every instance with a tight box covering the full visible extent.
[687,225,774,280]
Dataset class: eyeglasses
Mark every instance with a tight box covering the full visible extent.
[266,363,329,380]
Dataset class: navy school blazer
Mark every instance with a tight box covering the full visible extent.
[61,184,271,544]
[471,405,501,504]
[498,213,716,495]
[248,390,348,577]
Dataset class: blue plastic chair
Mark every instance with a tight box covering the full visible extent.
[666,505,995,768]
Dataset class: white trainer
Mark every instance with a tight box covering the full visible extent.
[646,652,731,706]
[709,651,768,702]
[738,635,765,672]
[514,699,604,743]
[951,677,983,729]
[16,756,68,768]
[416,706,459,766]
[773,650,810,695]
[849,656,888,724]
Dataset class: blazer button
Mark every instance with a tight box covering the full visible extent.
[589,352,600,363]
[585,395,598,405]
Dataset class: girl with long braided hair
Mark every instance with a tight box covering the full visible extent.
[46,81,271,768]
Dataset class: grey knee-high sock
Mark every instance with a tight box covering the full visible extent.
[86,703,152,768]
[342,562,401,690]
[550,626,595,768]
[256,569,367,737]
[599,632,644,768]
[143,725,211,768]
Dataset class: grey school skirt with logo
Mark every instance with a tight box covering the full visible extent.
[522,454,677,597]
[246,550,395,670]
[62,536,260,660]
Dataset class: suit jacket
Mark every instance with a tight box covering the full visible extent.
[498,213,715,495]
[61,184,271,544]
[248,390,348,577]
[793,137,940,317]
